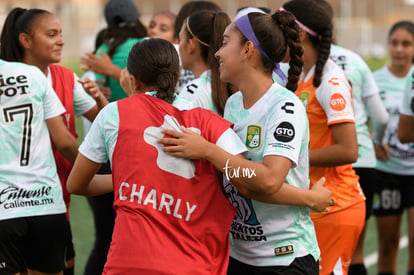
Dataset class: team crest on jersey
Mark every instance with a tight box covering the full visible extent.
[246,125,261,149]
[298,92,310,108]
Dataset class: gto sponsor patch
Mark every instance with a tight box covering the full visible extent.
[330,93,346,111]
[274,245,294,256]
[273,122,295,142]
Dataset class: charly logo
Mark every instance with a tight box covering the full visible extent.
[328,77,340,86]
[281,102,294,114]
[273,122,295,142]
[246,125,261,149]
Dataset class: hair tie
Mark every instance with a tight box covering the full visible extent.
[234,14,287,83]
[159,68,170,74]
[14,8,29,34]
[185,18,210,47]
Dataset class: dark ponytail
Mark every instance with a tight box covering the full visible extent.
[282,0,333,88]
[313,28,332,87]
[272,10,303,92]
[185,11,231,116]
[0,8,50,61]
[155,68,178,104]
[126,38,179,104]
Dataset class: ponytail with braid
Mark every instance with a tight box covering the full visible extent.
[282,0,333,88]
[312,27,332,87]
[272,10,304,92]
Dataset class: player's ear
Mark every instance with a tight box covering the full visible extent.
[133,77,145,93]
[19,33,32,49]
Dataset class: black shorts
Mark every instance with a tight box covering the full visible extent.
[373,170,414,216]
[354,167,377,220]
[0,214,67,274]
[227,254,319,275]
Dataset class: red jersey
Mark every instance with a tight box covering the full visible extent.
[49,64,76,217]
[104,94,237,275]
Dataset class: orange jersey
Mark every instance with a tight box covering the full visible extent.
[295,60,365,216]
[312,201,365,274]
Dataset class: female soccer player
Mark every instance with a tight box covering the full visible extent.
[373,20,414,275]
[159,9,330,274]
[0,8,103,274]
[280,1,365,273]
[0,59,78,275]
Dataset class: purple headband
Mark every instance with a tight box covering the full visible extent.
[234,14,287,82]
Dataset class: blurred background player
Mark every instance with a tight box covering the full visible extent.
[372,20,414,275]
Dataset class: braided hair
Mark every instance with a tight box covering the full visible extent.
[238,11,304,92]
[282,0,333,88]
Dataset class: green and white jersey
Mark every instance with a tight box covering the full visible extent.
[400,68,414,116]
[224,82,319,266]
[0,60,66,220]
[178,70,218,114]
[330,44,379,168]
[374,66,414,175]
